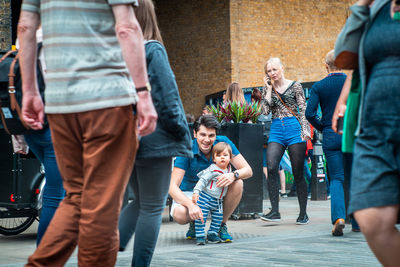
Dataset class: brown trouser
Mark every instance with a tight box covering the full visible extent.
[26,106,138,267]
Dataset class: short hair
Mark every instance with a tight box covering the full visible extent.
[212,142,232,161]
[193,115,220,133]
[251,88,262,102]
[264,57,283,73]
[325,50,339,70]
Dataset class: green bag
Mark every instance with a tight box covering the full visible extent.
[342,70,361,153]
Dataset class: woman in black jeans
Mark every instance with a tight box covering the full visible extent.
[118,1,192,266]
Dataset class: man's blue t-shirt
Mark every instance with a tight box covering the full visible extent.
[174,136,240,192]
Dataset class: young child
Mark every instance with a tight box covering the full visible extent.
[192,142,232,245]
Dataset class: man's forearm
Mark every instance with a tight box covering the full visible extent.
[113,4,148,88]
[18,11,40,95]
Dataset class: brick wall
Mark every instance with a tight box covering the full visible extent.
[0,0,11,51]
[155,0,231,117]
[230,0,353,88]
[156,0,353,116]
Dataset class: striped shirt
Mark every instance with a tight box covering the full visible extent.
[21,0,139,114]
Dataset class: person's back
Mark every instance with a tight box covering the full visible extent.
[312,74,346,128]
[25,0,137,113]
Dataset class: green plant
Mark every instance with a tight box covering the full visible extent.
[208,101,262,123]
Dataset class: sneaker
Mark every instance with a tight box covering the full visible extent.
[287,190,297,197]
[218,223,233,242]
[260,210,281,222]
[351,228,361,232]
[207,232,222,244]
[307,193,311,199]
[280,193,288,198]
[186,221,196,240]
[196,236,206,245]
[296,214,309,225]
[332,218,345,236]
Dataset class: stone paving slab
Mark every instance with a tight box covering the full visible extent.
[0,198,381,266]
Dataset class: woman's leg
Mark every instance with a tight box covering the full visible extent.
[118,157,172,267]
[279,169,286,194]
[355,205,400,267]
[266,143,286,212]
[25,128,65,245]
[288,142,307,217]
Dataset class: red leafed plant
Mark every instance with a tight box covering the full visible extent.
[208,101,262,124]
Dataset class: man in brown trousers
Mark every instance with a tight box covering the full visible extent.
[18,0,157,266]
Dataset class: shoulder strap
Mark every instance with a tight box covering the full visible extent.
[8,53,30,130]
[272,83,298,118]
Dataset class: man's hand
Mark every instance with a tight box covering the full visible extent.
[216,172,235,188]
[22,92,44,130]
[332,103,346,134]
[192,193,199,204]
[136,91,157,136]
[188,203,203,223]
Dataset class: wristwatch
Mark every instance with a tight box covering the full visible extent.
[136,82,151,93]
[233,171,240,180]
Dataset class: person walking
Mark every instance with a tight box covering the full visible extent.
[306,50,347,236]
[18,1,157,266]
[333,0,400,265]
[118,0,192,265]
[260,57,311,225]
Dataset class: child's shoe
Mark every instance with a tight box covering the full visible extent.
[207,232,222,244]
[196,236,206,245]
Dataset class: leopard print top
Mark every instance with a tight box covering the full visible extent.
[261,81,311,140]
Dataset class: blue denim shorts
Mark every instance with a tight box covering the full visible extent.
[268,117,304,147]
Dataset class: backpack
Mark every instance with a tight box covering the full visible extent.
[0,45,45,135]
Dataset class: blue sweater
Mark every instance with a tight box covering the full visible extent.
[305,73,346,131]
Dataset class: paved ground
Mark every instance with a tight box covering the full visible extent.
[0,197,381,267]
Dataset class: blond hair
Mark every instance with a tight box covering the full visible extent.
[264,57,283,73]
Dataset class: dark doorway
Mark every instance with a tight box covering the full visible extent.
[11,0,23,45]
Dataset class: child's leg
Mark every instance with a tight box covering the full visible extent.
[195,193,211,238]
[208,201,223,235]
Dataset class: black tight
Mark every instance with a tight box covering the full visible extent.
[267,142,307,216]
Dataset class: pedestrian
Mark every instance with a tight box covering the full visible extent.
[192,142,232,245]
[333,0,400,265]
[260,57,311,225]
[118,0,193,265]
[169,115,253,243]
[306,49,347,236]
[15,26,65,246]
[18,0,157,266]
[225,82,245,105]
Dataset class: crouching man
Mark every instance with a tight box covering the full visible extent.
[169,115,253,242]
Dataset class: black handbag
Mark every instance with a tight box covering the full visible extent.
[0,45,45,135]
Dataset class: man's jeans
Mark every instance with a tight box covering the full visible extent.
[323,128,345,224]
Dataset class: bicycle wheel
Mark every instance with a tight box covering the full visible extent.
[0,211,36,236]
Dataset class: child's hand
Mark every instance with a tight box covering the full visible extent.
[192,193,199,204]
